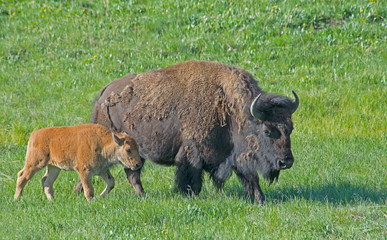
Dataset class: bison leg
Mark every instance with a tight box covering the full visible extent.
[209,158,233,190]
[41,165,60,201]
[211,174,227,190]
[235,171,265,205]
[124,167,144,195]
[99,169,115,197]
[175,143,203,196]
[206,167,225,190]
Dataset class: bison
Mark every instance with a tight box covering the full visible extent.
[75,61,299,204]
[15,124,142,201]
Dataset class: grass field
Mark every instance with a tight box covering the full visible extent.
[0,0,386,239]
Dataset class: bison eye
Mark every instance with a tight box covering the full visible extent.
[126,149,132,154]
[262,126,281,139]
[263,129,270,136]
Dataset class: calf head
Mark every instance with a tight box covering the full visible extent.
[249,91,299,182]
[113,133,142,170]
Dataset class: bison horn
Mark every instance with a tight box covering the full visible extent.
[250,93,263,119]
[290,90,299,114]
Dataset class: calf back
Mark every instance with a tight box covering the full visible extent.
[29,124,112,170]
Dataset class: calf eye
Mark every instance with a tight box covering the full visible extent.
[126,149,132,154]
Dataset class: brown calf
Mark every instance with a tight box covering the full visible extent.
[14,124,142,201]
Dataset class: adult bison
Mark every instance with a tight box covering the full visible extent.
[75,61,299,204]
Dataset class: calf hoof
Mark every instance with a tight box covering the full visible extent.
[73,181,84,193]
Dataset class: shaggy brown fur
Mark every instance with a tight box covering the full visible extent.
[75,61,299,204]
[14,124,142,201]
[94,61,260,138]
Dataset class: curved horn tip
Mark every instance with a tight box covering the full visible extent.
[291,90,299,101]
[291,90,299,113]
[250,93,262,119]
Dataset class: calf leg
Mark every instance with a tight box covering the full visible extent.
[41,165,60,201]
[78,171,94,201]
[41,167,49,188]
[235,170,265,205]
[75,165,146,195]
[99,169,115,197]
[15,149,48,200]
[175,142,203,196]
[73,178,83,193]
[14,165,41,200]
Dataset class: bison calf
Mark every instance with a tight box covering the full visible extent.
[14,124,142,201]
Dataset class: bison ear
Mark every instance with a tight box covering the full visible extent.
[112,133,124,146]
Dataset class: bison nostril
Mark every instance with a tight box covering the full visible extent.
[278,160,286,168]
[278,157,294,169]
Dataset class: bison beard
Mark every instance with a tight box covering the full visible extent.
[74,61,299,204]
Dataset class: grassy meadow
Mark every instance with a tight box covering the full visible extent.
[0,0,386,239]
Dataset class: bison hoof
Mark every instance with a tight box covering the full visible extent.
[257,194,266,205]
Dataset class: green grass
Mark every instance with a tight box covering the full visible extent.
[1,0,386,239]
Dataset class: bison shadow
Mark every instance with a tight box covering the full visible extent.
[223,180,386,205]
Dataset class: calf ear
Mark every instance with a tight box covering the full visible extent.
[112,133,124,146]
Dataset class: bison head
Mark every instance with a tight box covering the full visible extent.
[241,91,299,183]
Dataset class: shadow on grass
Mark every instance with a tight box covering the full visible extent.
[224,181,386,205]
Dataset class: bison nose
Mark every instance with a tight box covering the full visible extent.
[278,155,294,169]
